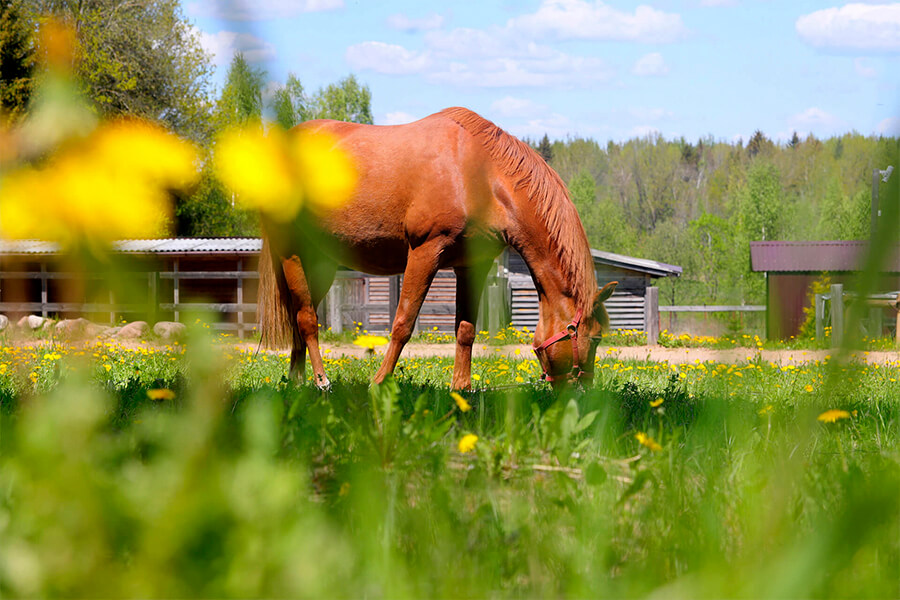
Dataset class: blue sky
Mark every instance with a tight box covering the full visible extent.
[186,1,900,144]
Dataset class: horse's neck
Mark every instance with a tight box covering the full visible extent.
[508,230,579,319]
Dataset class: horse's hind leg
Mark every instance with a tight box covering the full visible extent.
[451,262,492,391]
[282,254,336,389]
[373,242,441,384]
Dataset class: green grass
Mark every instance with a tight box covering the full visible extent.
[1,335,898,598]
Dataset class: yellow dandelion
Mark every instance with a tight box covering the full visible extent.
[635,432,662,451]
[458,433,478,453]
[146,388,176,401]
[817,409,851,423]
[650,397,664,408]
[758,404,774,415]
[353,335,389,350]
[451,391,472,413]
[804,384,814,393]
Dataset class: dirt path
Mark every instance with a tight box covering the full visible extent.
[315,343,900,366]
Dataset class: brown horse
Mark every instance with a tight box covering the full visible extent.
[259,107,617,390]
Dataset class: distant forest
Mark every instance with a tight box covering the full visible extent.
[532,131,900,305]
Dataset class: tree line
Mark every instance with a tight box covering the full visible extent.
[538,131,899,305]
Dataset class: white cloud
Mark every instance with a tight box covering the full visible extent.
[386,13,445,32]
[490,96,546,118]
[198,31,276,65]
[632,52,669,76]
[790,107,843,129]
[700,0,738,6]
[796,3,900,52]
[428,54,614,88]
[345,42,431,75]
[877,116,900,135]
[509,0,687,43]
[854,57,877,77]
[381,111,419,125]
[513,113,577,139]
[188,0,342,21]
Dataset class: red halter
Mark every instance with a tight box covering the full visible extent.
[532,309,584,382]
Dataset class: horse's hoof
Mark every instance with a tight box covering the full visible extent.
[315,375,332,392]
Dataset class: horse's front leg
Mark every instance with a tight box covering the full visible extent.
[282,255,334,389]
[373,244,441,384]
[451,262,492,390]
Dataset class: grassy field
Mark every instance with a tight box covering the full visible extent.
[1,333,898,598]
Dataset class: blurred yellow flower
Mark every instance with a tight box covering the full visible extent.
[147,388,176,401]
[817,409,851,423]
[353,335,388,350]
[458,433,478,453]
[0,119,196,243]
[635,432,662,451]
[215,126,356,222]
[451,392,472,412]
[804,384,814,393]
[650,397,664,407]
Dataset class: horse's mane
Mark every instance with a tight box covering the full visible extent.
[439,107,596,309]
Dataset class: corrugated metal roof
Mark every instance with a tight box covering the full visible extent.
[0,238,262,254]
[750,241,900,272]
[590,249,682,278]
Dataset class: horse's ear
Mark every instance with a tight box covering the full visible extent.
[594,281,617,309]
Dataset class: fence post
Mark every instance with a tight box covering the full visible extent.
[236,259,244,339]
[830,284,843,346]
[388,275,401,334]
[40,263,47,318]
[327,281,342,334]
[644,286,659,345]
[815,293,825,339]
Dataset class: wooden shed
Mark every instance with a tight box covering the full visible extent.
[750,240,900,338]
[506,249,681,331]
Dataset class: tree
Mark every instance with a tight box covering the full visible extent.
[746,129,773,158]
[537,133,553,163]
[176,52,265,237]
[21,0,214,142]
[270,73,309,130]
[214,52,265,129]
[0,0,36,122]
[789,131,800,149]
[310,74,372,124]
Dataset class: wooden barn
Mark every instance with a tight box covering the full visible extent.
[0,239,260,336]
[750,240,900,338]
[1,239,681,336]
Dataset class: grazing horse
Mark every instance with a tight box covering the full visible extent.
[259,107,617,389]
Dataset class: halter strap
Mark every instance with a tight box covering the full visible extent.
[532,309,584,382]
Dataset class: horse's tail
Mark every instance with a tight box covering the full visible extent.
[258,233,293,348]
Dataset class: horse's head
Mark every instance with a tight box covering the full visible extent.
[533,281,617,387]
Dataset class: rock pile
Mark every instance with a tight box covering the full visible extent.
[0,314,188,342]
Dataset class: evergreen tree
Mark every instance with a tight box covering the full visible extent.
[537,133,553,163]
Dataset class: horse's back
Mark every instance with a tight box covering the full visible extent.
[294,113,500,273]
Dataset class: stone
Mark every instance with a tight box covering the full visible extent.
[153,321,186,341]
[0,315,8,331]
[114,321,150,339]
[55,318,90,337]
[17,315,46,330]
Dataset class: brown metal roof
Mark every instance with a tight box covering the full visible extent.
[750,241,900,272]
